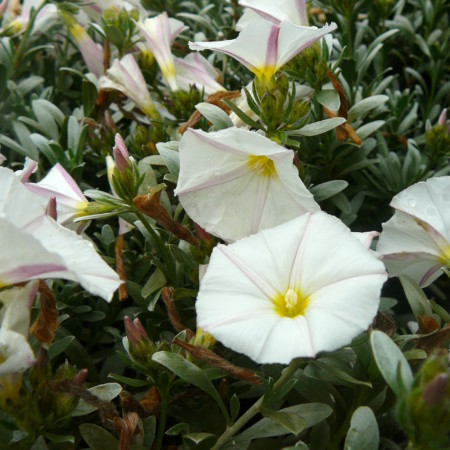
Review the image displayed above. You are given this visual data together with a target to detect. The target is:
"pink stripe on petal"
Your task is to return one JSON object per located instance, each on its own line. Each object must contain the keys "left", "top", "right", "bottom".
{"left": 265, "top": 25, "right": 280, "bottom": 68}
{"left": 218, "top": 244, "right": 277, "bottom": 300}
{"left": 3, "top": 264, "right": 68, "bottom": 283}
{"left": 54, "top": 164, "right": 86, "bottom": 199}
{"left": 419, "top": 264, "right": 443, "bottom": 287}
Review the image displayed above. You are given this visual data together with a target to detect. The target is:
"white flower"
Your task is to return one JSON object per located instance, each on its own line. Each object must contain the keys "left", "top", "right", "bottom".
{"left": 0, "top": 167, "right": 122, "bottom": 301}
{"left": 26, "top": 163, "right": 90, "bottom": 231}
{"left": 190, "top": 16, "right": 336, "bottom": 80}
{"left": 0, "top": 281, "right": 38, "bottom": 383}
{"left": 136, "top": 12, "right": 187, "bottom": 91}
{"left": 237, "top": 0, "right": 309, "bottom": 30}
{"left": 377, "top": 177, "right": 450, "bottom": 287}
{"left": 98, "top": 54, "right": 161, "bottom": 119}
{"left": 173, "top": 53, "right": 225, "bottom": 95}
{"left": 196, "top": 212, "right": 387, "bottom": 364}
{"left": 174, "top": 127, "right": 320, "bottom": 242}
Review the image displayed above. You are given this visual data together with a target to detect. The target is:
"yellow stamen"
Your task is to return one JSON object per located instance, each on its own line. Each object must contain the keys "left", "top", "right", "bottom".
{"left": 247, "top": 155, "right": 276, "bottom": 178}
{"left": 273, "top": 288, "right": 309, "bottom": 318}
{"left": 439, "top": 245, "right": 450, "bottom": 266}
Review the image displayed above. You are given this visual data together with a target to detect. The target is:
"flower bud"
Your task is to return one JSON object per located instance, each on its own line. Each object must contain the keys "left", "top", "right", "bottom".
{"left": 124, "top": 317, "right": 155, "bottom": 365}
{"left": 290, "top": 99, "right": 311, "bottom": 123}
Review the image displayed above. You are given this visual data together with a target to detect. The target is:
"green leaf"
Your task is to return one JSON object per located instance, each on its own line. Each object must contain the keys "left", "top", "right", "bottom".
{"left": 293, "top": 118, "right": 346, "bottom": 136}
{"left": 152, "top": 351, "right": 229, "bottom": 421}
{"left": 230, "top": 394, "right": 240, "bottom": 423}
{"left": 356, "top": 120, "right": 385, "bottom": 140}
{"left": 344, "top": 406, "right": 379, "bottom": 450}
{"left": 311, "top": 360, "right": 372, "bottom": 388}
{"left": 142, "top": 268, "right": 166, "bottom": 299}
{"left": 82, "top": 80, "right": 98, "bottom": 116}
{"left": 399, "top": 276, "right": 433, "bottom": 317}
{"left": 48, "top": 336, "right": 75, "bottom": 360}
{"left": 370, "top": 330, "right": 413, "bottom": 396}
{"left": 195, "top": 102, "right": 233, "bottom": 130}
{"left": 143, "top": 416, "right": 156, "bottom": 447}
{"left": 221, "top": 98, "right": 264, "bottom": 130}
{"left": 261, "top": 408, "right": 306, "bottom": 435}
{"left": 348, "top": 96, "right": 389, "bottom": 122}
{"left": 166, "top": 422, "right": 190, "bottom": 436}
{"left": 236, "top": 403, "right": 332, "bottom": 443}
{"left": 107, "top": 372, "right": 151, "bottom": 387}
{"left": 72, "top": 383, "right": 122, "bottom": 417}
{"left": 31, "top": 436, "right": 49, "bottom": 450}
{"left": 105, "top": 25, "right": 125, "bottom": 48}
{"left": 156, "top": 142, "right": 180, "bottom": 177}
{"left": 183, "top": 432, "right": 217, "bottom": 449}
{"left": 311, "top": 180, "right": 348, "bottom": 202}
{"left": 79, "top": 424, "right": 119, "bottom": 449}
{"left": 316, "top": 89, "right": 340, "bottom": 111}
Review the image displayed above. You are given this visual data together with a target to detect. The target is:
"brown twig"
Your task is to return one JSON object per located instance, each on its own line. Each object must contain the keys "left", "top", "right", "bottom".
{"left": 174, "top": 339, "right": 262, "bottom": 385}
{"left": 161, "top": 287, "right": 195, "bottom": 340}
{"left": 115, "top": 234, "right": 128, "bottom": 301}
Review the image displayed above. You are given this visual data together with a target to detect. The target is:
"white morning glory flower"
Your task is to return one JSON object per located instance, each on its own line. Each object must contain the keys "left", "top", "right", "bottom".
{"left": 196, "top": 212, "right": 387, "bottom": 364}
{"left": 173, "top": 53, "right": 225, "bottom": 95}
{"left": 98, "top": 54, "right": 161, "bottom": 119}
{"left": 26, "top": 163, "right": 90, "bottom": 231}
{"left": 377, "top": 176, "right": 450, "bottom": 287}
{"left": 174, "top": 127, "right": 320, "bottom": 242}
{"left": 136, "top": 12, "right": 187, "bottom": 91}
{"left": 0, "top": 167, "right": 122, "bottom": 301}
{"left": 189, "top": 16, "right": 336, "bottom": 80}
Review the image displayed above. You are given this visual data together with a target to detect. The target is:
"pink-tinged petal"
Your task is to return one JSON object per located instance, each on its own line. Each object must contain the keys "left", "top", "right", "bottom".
{"left": 196, "top": 212, "right": 387, "bottom": 364}
{"left": 25, "top": 216, "right": 123, "bottom": 301}
{"left": 136, "top": 13, "right": 187, "bottom": 91}
{"left": 175, "top": 128, "right": 318, "bottom": 242}
{"left": 0, "top": 218, "right": 67, "bottom": 288}
{"left": 353, "top": 231, "right": 379, "bottom": 249}
{"left": 45, "top": 197, "right": 57, "bottom": 220}
{"left": 15, "top": 157, "right": 37, "bottom": 183}
{"left": 438, "top": 108, "right": 447, "bottom": 126}
{"left": 173, "top": 53, "right": 225, "bottom": 95}
{"left": 0, "top": 167, "right": 45, "bottom": 228}
{"left": 190, "top": 17, "right": 336, "bottom": 78}
{"left": 276, "top": 21, "right": 338, "bottom": 68}
{"left": 239, "top": 0, "right": 309, "bottom": 26}
{"left": 390, "top": 177, "right": 450, "bottom": 240}
{"left": 113, "top": 133, "right": 131, "bottom": 171}
{"left": 26, "top": 163, "right": 88, "bottom": 226}
{"left": 290, "top": 213, "right": 386, "bottom": 294}
{"left": 99, "top": 54, "right": 160, "bottom": 118}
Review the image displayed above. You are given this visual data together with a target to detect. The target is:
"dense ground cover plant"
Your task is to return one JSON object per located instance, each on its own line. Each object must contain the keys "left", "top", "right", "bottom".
{"left": 0, "top": 0, "right": 448, "bottom": 449}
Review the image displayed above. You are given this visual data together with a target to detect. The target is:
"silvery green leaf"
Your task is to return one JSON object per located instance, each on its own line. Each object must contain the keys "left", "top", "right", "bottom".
{"left": 348, "top": 96, "right": 389, "bottom": 122}
{"left": 311, "top": 180, "right": 348, "bottom": 202}
{"left": 72, "top": 383, "right": 122, "bottom": 417}
{"left": 370, "top": 330, "right": 413, "bottom": 396}
{"left": 316, "top": 89, "right": 340, "bottom": 112}
{"left": 356, "top": 121, "right": 385, "bottom": 139}
{"left": 344, "top": 406, "right": 379, "bottom": 450}
{"left": 156, "top": 141, "right": 180, "bottom": 176}
{"left": 293, "top": 118, "right": 346, "bottom": 136}
{"left": 195, "top": 102, "right": 234, "bottom": 130}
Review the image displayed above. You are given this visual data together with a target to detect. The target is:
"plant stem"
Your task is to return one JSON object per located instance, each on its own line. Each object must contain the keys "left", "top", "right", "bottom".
{"left": 211, "top": 358, "right": 303, "bottom": 450}
{"left": 154, "top": 384, "right": 170, "bottom": 450}
{"left": 134, "top": 210, "right": 176, "bottom": 283}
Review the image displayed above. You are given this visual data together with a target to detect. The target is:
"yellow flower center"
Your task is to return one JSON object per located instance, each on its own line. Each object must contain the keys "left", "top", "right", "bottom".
{"left": 438, "top": 245, "right": 450, "bottom": 266}
{"left": 254, "top": 65, "right": 278, "bottom": 81}
{"left": 273, "top": 288, "right": 309, "bottom": 318}
{"left": 247, "top": 155, "right": 277, "bottom": 178}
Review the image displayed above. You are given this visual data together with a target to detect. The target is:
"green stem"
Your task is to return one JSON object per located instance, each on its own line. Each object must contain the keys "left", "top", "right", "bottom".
{"left": 154, "top": 384, "right": 170, "bottom": 450}
{"left": 134, "top": 210, "right": 176, "bottom": 283}
{"left": 212, "top": 358, "right": 303, "bottom": 450}
{"left": 7, "top": 1, "right": 48, "bottom": 81}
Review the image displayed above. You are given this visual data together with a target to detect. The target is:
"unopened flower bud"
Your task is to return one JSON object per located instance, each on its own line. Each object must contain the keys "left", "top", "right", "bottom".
{"left": 275, "top": 74, "right": 289, "bottom": 98}
{"left": 113, "top": 134, "right": 131, "bottom": 172}
{"left": 423, "top": 373, "right": 448, "bottom": 407}
{"left": 124, "top": 317, "right": 155, "bottom": 365}
{"left": 290, "top": 99, "right": 311, "bottom": 123}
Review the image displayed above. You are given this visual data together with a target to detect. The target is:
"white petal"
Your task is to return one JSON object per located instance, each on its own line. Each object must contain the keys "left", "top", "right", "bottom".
{"left": 390, "top": 176, "right": 450, "bottom": 240}
{"left": 289, "top": 213, "right": 386, "bottom": 294}
{"left": 175, "top": 128, "right": 319, "bottom": 241}
{"left": 196, "top": 212, "right": 387, "bottom": 364}
{"left": 239, "top": 0, "right": 309, "bottom": 26}
{"left": 26, "top": 216, "right": 122, "bottom": 301}
{"left": 0, "top": 330, "right": 36, "bottom": 376}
